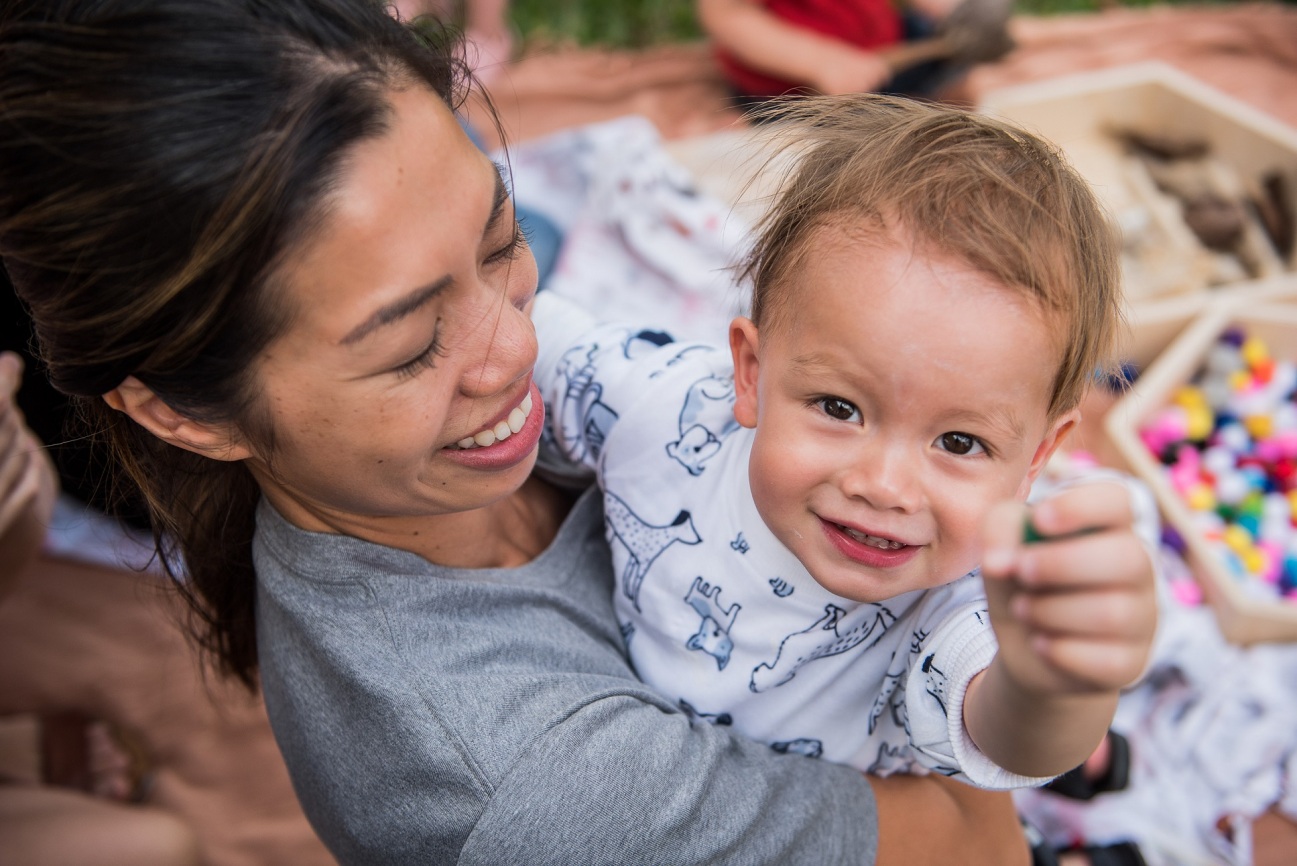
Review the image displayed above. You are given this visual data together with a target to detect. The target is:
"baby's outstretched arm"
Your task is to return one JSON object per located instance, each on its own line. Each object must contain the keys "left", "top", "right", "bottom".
{"left": 964, "top": 480, "right": 1157, "bottom": 779}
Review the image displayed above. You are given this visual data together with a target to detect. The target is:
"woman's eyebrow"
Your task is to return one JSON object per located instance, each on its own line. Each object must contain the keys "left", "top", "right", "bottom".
{"left": 340, "top": 275, "right": 452, "bottom": 346}
{"left": 340, "top": 168, "right": 508, "bottom": 347}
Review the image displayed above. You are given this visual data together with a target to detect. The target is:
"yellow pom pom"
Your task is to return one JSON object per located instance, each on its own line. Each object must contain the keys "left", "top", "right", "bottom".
{"left": 1172, "top": 386, "right": 1209, "bottom": 409}
{"left": 1245, "top": 414, "right": 1274, "bottom": 441}
{"left": 1242, "top": 336, "right": 1270, "bottom": 369}
{"left": 1243, "top": 547, "right": 1266, "bottom": 575}
{"left": 1224, "top": 523, "right": 1253, "bottom": 554}
{"left": 1187, "top": 484, "right": 1217, "bottom": 513}
{"left": 1186, "top": 405, "right": 1215, "bottom": 441}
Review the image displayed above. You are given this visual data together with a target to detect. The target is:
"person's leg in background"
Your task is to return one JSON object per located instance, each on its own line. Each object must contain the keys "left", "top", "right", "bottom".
{"left": 0, "top": 783, "right": 200, "bottom": 866}
{"left": 389, "top": 0, "right": 514, "bottom": 84}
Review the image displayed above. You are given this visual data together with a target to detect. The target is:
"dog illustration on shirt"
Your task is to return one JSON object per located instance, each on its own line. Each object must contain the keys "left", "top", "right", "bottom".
{"left": 683, "top": 576, "right": 741, "bottom": 670}
{"left": 604, "top": 491, "right": 702, "bottom": 611}
{"left": 556, "top": 342, "right": 619, "bottom": 463}
{"left": 665, "top": 373, "right": 740, "bottom": 475}
{"left": 750, "top": 602, "right": 897, "bottom": 692}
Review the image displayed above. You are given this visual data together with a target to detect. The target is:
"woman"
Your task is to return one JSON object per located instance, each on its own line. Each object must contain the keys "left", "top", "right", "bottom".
{"left": 0, "top": 1, "right": 1149, "bottom": 862}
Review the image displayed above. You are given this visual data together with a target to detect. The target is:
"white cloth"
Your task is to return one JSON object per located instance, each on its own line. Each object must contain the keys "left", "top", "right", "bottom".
{"left": 1015, "top": 594, "right": 1297, "bottom": 866}
{"left": 506, "top": 115, "right": 750, "bottom": 343}
{"left": 42, "top": 493, "right": 162, "bottom": 574}
{"left": 533, "top": 291, "right": 1049, "bottom": 790}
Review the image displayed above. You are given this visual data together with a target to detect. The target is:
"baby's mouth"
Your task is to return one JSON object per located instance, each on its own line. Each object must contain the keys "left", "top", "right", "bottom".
{"left": 837, "top": 524, "right": 907, "bottom": 550}
{"left": 450, "top": 391, "right": 534, "bottom": 450}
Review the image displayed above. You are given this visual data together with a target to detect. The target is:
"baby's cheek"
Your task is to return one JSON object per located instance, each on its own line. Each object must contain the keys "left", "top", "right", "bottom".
{"left": 934, "top": 497, "right": 989, "bottom": 562}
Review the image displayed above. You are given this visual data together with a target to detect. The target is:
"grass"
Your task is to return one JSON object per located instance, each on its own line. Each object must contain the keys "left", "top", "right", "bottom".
{"left": 509, "top": 0, "right": 704, "bottom": 47}
{"left": 506, "top": 0, "right": 1226, "bottom": 49}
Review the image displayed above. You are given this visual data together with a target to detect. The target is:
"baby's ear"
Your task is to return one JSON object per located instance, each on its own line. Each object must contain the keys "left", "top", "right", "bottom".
{"left": 104, "top": 377, "right": 254, "bottom": 462}
{"left": 729, "top": 317, "right": 761, "bottom": 429}
{"left": 1017, "top": 408, "right": 1080, "bottom": 498}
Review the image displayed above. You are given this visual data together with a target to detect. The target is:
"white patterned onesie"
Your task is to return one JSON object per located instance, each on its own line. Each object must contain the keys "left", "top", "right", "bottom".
{"left": 533, "top": 292, "right": 1051, "bottom": 789}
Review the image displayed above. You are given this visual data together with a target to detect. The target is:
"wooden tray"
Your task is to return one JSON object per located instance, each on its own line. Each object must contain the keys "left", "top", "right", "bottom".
{"left": 1106, "top": 285, "right": 1297, "bottom": 642}
{"left": 981, "top": 62, "right": 1297, "bottom": 302}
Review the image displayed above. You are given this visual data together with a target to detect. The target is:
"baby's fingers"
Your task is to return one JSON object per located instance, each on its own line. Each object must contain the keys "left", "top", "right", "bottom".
{"left": 1011, "top": 587, "right": 1155, "bottom": 643}
{"left": 1015, "top": 528, "right": 1151, "bottom": 591}
{"left": 1029, "top": 480, "right": 1133, "bottom": 538}
{"left": 982, "top": 499, "right": 1027, "bottom": 579}
{"left": 1029, "top": 634, "right": 1151, "bottom": 692}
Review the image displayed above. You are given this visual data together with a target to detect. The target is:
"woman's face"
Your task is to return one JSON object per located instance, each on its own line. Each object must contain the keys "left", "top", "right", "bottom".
{"left": 242, "top": 85, "right": 542, "bottom": 537}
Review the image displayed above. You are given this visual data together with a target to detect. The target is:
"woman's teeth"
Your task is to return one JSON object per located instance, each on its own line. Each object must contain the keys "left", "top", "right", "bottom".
{"left": 454, "top": 392, "right": 533, "bottom": 450}
{"left": 840, "top": 525, "right": 906, "bottom": 550}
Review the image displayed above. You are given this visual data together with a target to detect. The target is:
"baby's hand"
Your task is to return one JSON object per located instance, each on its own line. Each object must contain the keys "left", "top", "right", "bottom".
{"left": 979, "top": 480, "right": 1157, "bottom": 698}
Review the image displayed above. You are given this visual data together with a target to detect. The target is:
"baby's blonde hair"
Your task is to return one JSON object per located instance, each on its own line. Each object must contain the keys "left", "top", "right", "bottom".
{"left": 740, "top": 94, "right": 1122, "bottom": 420}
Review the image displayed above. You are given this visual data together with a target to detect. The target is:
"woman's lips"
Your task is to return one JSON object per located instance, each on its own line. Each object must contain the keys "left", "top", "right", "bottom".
{"left": 450, "top": 390, "right": 534, "bottom": 450}
{"left": 441, "top": 381, "right": 544, "bottom": 471}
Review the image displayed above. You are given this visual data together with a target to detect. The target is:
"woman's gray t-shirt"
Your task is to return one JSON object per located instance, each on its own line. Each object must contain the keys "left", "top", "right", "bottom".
{"left": 254, "top": 486, "right": 879, "bottom": 865}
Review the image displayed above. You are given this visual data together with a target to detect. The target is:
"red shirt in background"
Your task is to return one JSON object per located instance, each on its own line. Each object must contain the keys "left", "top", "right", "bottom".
{"left": 716, "top": 0, "right": 904, "bottom": 98}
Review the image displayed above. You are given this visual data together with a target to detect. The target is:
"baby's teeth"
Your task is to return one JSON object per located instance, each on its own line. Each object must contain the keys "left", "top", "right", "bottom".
{"left": 844, "top": 526, "right": 903, "bottom": 549}
{"left": 493, "top": 420, "right": 512, "bottom": 442}
{"left": 458, "top": 437, "right": 476, "bottom": 449}
{"left": 473, "top": 429, "right": 496, "bottom": 448}
{"left": 507, "top": 407, "right": 526, "bottom": 433}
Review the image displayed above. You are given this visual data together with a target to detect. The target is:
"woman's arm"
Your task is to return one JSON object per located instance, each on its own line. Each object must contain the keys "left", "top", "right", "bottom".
{"left": 872, "top": 773, "right": 1029, "bottom": 865}
{"left": 451, "top": 692, "right": 1029, "bottom": 866}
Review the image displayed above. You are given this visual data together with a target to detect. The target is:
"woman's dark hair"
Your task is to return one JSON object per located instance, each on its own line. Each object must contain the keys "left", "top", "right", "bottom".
{"left": 0, "top": 0, "right": 470, "bottom": 687}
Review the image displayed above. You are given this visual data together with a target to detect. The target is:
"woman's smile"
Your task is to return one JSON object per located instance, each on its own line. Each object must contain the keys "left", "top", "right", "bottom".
{"left": 441, "top": 380, "right": 545, "bottom": 471}
{"left": 451, "top": 386, "right": 535, "bottom": 450}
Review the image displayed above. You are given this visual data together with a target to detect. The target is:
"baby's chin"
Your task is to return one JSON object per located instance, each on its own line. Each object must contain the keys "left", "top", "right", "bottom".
{"left": 806, "top": 555, "right": 979, "bottom": 605}
{"left": 805, "top": 568, "right": 912, "bottom": 604}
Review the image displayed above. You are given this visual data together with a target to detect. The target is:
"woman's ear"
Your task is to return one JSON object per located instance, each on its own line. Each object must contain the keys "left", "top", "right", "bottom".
{"left": 729, "top": 316, "right": 761, "bottom": 429}
{"left": 103, "top": 377, "right": 253, "bottom": 462}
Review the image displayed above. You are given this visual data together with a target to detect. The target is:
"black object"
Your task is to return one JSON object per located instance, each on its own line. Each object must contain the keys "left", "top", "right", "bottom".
{"left": 2, "top": 262, "right": 149, "bottom": 529}
{"left": 1061, "top": 841, "right": 1149, "bottom": 866}
{"left": 1044, "top": 729, "right": 1132, "bottom": 802}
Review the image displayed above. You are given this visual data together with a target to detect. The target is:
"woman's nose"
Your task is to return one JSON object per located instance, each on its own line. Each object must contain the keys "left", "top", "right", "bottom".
{"left": 458, "top": 291, "right": 538, "bottom": 399}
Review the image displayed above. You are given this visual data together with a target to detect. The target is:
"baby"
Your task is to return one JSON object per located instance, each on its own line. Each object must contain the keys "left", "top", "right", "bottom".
{"left": 533, "top": 94, "right": 1155, "bottom": 789}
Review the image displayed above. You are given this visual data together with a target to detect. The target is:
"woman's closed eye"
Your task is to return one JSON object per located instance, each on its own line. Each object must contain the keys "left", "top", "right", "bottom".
{"left": 392, "top": 319, "right": 445, "bottom": 380}
{"left": 934, "top": 431, "right": 987, "bottom": 456}
{"left": 816, "top": 396, "right": 861, "bottom": 423}
{"left": 484, "top": 219, "right": 527, "bottom": 267}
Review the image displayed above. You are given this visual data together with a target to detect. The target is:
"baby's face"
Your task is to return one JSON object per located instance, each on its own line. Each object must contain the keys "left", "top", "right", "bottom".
{"left": 730, "top": 222, "right": 1077, "bottom": 603}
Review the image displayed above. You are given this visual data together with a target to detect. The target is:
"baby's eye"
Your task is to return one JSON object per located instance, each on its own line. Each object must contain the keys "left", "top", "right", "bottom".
{"left": 936, "top": 432, "right": 985, "bottom": 456}
{"left": 818, "top": 397, "right": 861, "bottom": 423}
